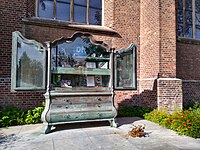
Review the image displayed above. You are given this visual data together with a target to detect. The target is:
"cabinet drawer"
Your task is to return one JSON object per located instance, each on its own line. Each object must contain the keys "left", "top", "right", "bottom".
{"left": 49, "top": 110, "right": 117, "bottom": 123}
{"left": 51, "top": 96, "right": 112, "bottom": 105}
{"left": 50, "top": 102, "right": 113, "bottom": 112}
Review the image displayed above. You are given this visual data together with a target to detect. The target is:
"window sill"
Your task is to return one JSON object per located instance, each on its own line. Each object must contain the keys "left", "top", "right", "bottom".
{"left": 177, "top": 37, "right": 200, "bottom": 45}
{"left": 22, "top": 17, "right": 121, "bottom": 37}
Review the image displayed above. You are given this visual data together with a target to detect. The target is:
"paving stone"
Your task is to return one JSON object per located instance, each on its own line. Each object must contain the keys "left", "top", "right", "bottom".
{"left": 53, "top": 137, "right": 97, "bottom": 150}
{"left": 10, "top": 140, "right": 54, "bottom": 150}
{"left": 89, "top": 134, "right": 138, "bottom": 150}
{"left": 0, "top": 117, "right": 200, "bottom": 150}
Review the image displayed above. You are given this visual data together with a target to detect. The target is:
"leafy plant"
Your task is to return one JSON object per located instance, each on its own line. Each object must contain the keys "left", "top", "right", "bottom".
{"left": 0, "top": 104, "right": 44, "bottom": 128}
{"left": 0, "top": 107, "right": 27, "bottom": 127}
{"left": 144, "top": 105, "right": 200, "bottom": 138}
{"left": 143, "top": 109, "right": 168, "bottom": 124}
{"left": 25, "top": 106, "right": 44, "bottom": 124}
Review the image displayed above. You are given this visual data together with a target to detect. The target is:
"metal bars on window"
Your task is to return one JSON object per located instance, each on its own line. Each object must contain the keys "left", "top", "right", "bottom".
{"left": 178, "top": 0, "right": 200, "bottom": 39}
{"left": 36, "top": 0, "right": 102, "bottom": 25}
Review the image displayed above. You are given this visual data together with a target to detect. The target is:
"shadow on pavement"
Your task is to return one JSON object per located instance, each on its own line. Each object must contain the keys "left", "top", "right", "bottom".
{"left": 52, "top": 121, "right": 110, "bottom": 132}
{"left": 51, "top": 117, "right": 143, "bottom": 133}
{"left": 0, "top": 133, "right": 21, "bottom": 148}
{"left": 116, "top": 117, "right": 143, "bottom": 126}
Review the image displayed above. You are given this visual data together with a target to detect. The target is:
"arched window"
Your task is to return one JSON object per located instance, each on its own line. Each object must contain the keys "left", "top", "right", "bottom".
{"left": 178, "top": 0, "right": 200, "bottom": 39}
{"left": 36, "top": 0, "right": 102, "bottom": 25}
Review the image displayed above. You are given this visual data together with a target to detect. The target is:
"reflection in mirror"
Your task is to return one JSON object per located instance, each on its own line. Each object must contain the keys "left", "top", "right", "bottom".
{"left": 74, "top": 0, "right": 87, "bottom": 23}
{"left": 16, "top": 42, "right": 44, "bottom": 88}
{"left": 11, "top": 31, "right": 46, "bottom": 91}
{"left": 56, "top": 0, "right": 70, "bottom": 21}
{"left": 115, "top": 44, "right": 136, "bottom": 89}
{"left": 50, "top": 33, "right": 110, "bottom": 90}
{"left": 51, "top": 36, "right": 107, "bottom": 69}
{"left": 89, "top": 0, "right": 102, "bottom": 25}
{"left": 38, "top": 0, "right": 54, "bottom": 18}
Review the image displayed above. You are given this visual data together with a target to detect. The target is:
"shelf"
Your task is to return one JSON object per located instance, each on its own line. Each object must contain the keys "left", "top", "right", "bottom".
{"left": 53, "top": 56, "right": 110, "bottom": 62}
{"left": 51, "top": 67, "right": 110, "bottom": 75}
{"left": 85, "top": 57, "right": 110, "bottom": 62}
{"left": 50, "top": 90, "right": 112, "bottom": 96}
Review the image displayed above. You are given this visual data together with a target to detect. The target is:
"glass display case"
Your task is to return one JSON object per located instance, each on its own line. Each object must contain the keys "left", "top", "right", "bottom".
{"left": 41, "top": 33, "right": 117, "bottom": 133}
{"left": 50, "top": 36, "right": 111, "bottom": 91}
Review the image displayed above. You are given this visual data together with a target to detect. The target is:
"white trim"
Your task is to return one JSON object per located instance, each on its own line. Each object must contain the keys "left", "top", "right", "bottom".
{"left": 102, "top": 0, "right": 104, "bottom": 26}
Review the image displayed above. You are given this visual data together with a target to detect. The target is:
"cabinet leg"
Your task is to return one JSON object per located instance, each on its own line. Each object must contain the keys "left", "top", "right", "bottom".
{"left": 109, "top": 119, "right": 117, "bottom": 128}
{"left": 42, "top": 124, "right": 52, "bottom": 134}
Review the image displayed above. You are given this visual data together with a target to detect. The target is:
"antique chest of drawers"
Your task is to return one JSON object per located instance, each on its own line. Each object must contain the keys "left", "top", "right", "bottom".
{"left": 41, "top": 33, "right": 117, "bottom": 133}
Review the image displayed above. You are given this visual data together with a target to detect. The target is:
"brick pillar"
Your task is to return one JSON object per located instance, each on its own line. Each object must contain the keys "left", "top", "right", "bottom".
{"left": 156, "top": 0, "right": 183, "bottom": 112}
{"left": 159, "top": 0, "right": 177, "bottom": 78}
{"left": 157, "top": 78, "right": 183, "bottom": 112}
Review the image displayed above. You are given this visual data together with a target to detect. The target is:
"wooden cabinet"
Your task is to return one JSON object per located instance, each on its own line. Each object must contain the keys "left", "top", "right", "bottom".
{"left": 41, "top": 33, "right": 117, "bottom": 133}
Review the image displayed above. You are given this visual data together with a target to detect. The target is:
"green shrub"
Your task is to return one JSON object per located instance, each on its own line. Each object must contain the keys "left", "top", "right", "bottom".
{"left": 25, "top": 106, "right": 44, "bottom": 124}
{"left": 0, "top": 107, "right": 27, "bottom": 127}
{"left": 118, "top": 106, "right": 152, "bottom": 118}
{"left": 184, "top": 101, "right": 200, "bottom": 110}
{"left": 143, "top": 109, "right": 168, "bottom": 124}
{"left": 144, "top": 106, "right": 200, "bottom": 138}
{"left": 0, "top": 104, "right": 44, "bottom": 128}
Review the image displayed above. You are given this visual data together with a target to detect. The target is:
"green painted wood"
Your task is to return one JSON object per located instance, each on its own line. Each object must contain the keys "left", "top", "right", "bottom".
{"left": 49, "top": 110, "right": 117, "bottom": 123}
{"left": 51, "top": 67, "right": 110, "bottom": 75}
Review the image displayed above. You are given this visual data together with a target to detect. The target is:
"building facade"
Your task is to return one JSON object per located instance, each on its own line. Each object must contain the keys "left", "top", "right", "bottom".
{"left": 0, "top": 0, "right": 198, "bottom": 111}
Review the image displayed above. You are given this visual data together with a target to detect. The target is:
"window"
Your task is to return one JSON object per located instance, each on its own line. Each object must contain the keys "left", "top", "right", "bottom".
{"left": 178, "top": 0, "right": 200, "bottom": 39}
{"left": 11, "top": 31, "right": 46, "bottom": 91}
{"left": 114, "top": 44, "right": 137, "bottom": 90}
{"left": 37, "top": 0, "right": 102, "bottom": 25}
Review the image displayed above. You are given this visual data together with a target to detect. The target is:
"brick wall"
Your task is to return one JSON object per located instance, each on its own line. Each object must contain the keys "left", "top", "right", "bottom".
{"left": 177, "top": 42, "right": 200, "bottom": 105}
{"left": 0, "top": 0, "right": 45, "bottom": 109}
{"left": 157, "top": 78, "right": 182, "bottom": 112}
{"left": 0, "top": 0, "right": 184, "bottom": 110}
{"left": 159, "top": 0, "right": 177, "bottom": 78}
{"left": 111, "top": 0, "right": 142, "bottom": 108}
{"left": 140, "top": 0, "right": 160, "bottom": 80}
{"left": 156, "top": 0, "right": 183, "bottom": 111}
{"left": 182, "top": 81, "right": 200, "bottom": 105}
{"left": 177, "top": 42, "right": 200, "bottom": 80}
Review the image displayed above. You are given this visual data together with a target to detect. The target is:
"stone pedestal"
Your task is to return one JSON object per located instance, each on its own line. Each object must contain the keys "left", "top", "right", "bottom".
{"left": 157, "top": 78, "right": 182, "bottom": 112}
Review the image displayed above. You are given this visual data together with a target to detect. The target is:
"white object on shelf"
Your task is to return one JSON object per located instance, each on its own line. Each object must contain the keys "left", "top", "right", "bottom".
{"left": 87, "top": 76, "right": 95, "bottom": 86}
{"left": 86, "top": 62, "right": 96, "bottom": 68}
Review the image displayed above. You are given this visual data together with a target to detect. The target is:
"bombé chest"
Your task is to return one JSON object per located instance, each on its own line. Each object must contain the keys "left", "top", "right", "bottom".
{"left": 41, "top": 33, "right": 117, "bottom": 133}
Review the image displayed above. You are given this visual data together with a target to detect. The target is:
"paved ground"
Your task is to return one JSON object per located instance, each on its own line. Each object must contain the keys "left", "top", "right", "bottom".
{"left": 0, "top": 117, "right": 200, "bottom": 150}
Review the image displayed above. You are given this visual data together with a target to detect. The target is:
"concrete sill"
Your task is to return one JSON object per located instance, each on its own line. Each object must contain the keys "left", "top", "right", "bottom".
{"left": 22, "top": 17, "right": 121, "bottom": 37}
{"left": 177, "top": 37, "right": 200, "bottom": 45}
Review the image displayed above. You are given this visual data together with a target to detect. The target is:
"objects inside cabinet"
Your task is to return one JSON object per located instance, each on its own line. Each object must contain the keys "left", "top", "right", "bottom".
{"left": 41, "top": 33, "right": 117, "bottom": 133}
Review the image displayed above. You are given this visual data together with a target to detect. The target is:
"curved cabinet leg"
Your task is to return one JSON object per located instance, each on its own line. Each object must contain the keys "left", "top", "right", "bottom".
{"left": 109, "top": 119, "right": 118, "bottom": 128}
{"left": 42, "top": 124, "right": 52, "bottom": 134}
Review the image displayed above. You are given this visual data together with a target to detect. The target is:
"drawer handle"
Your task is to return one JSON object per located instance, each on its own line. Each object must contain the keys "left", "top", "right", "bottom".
{"left": 64, "top": 114, "right": 70, "bottom": 119}
{"left": 97, "top": 98, "right": 102, "bottom": 101}
{"left": 98, "top": 104, "right": 101, "bottom": 108}
{"left": 98, "top": 113, "right": 102, "bottom": 117}
{"left": 64, "top": 99, "right": 72, "bottom": 104}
